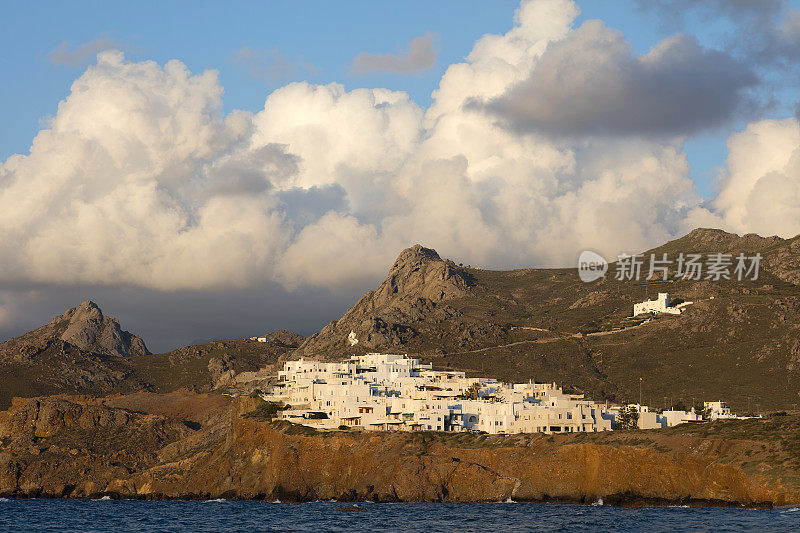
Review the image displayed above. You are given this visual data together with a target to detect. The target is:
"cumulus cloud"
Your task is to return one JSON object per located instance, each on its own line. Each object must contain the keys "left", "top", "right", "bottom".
{"left": 1, "top": 0, "right": 798, "bottom": 305}
{"left": 482, "top": 22, "right": 758, "bottom": 137}
{"left": 714, "top": 117, "right": 800, "bottom": 237}
{"left": 351, "top": 33, "right": 437, "bottom": 74}
{"left": 48, "top": 38, "right": 122, "bottom": 65}
{"left": 234, "top": 46, "right": 317, "bottom": 83}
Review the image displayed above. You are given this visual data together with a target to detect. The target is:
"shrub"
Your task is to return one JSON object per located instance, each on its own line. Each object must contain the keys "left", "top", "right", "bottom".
{"left": 243, "top": 400, "right": 285, "bottom": 420}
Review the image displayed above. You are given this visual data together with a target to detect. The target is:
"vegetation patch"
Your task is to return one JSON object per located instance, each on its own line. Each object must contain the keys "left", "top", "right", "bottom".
{"left": 243, "top": 400, "right": 286, "bottom": 421}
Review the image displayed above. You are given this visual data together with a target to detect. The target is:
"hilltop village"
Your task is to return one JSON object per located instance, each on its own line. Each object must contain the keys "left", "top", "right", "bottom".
{"left": 262, "top": 352, "right": 737, "bottom": 434}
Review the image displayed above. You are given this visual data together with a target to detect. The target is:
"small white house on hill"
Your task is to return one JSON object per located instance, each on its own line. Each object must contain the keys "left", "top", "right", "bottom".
{"left": 633, "top": 293, "right": 683, "bottom": 317}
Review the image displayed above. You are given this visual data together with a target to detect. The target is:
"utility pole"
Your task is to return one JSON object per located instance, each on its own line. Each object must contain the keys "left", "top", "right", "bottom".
{"left": 639, "top": 378, "right": 643, "bottom": 406}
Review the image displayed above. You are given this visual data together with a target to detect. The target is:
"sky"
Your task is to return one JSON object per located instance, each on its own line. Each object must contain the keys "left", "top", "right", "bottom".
{"left": 1, "top": 0, "right": 799, "bottom": 351}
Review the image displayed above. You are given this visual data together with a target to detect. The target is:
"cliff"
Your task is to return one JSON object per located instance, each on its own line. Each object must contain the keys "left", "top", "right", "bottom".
{"left": 0, "top": 394, "right": 797, "bottom": 506}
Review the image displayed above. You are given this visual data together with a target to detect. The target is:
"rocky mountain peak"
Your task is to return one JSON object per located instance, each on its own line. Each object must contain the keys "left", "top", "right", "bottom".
{"left": 295, "top": 245, "right": 473, "bottom": 355}
{"left": 378, "top": 244, "right": 471, "bottom": 304}
{"left": 0, "top": 300, "right": 150, "bottom": 360}
{"left": 391, "top": 244, "right": 442, "bottom": 267}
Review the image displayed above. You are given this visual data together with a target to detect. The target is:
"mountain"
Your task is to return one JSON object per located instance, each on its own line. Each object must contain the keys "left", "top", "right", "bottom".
{"left": 295, "top": 229, "right": 800, "bottom": 411}
{"left": 0, "top": 300, "right": 149, "bottom": 360}
{"left": 297, "top": 245, "right": 474, "bottom": 355}
{"left": 0, "top": 301, "right": 301, "bottom": 409}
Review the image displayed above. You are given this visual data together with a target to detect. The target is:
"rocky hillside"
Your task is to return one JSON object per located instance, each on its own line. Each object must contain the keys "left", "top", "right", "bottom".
{"left": 0, "top": 300, "right": 149, "bottom": 360}
{"left": 297, "top": 245, "right": 474, "bottom": 355}
{"left": 0, "top": 393, "right": 797, "bottom": 506}
{"left": 0, "top": 300, "right": 300, "bottom": 409}
{"left": 295, "top": 229, "right": 800, "bottom": 411}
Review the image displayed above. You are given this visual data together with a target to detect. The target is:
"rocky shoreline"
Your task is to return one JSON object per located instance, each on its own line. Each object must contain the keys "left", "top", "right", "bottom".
{"left": 1, "top": 393, "right": 798, "bottom": 508}
{"left": 0, "top": 492, "right": 776, "bottom": 510}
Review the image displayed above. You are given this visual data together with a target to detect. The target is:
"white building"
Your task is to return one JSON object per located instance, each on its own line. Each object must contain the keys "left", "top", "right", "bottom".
{"left": 633, "top": 293, "right": 683, "bottom": 317}
{"left": 266, "top": 354, "right": 614, "bottom": 435}
{"left": 265, "top": 353, "right": 735, "bottom": 434}
{"left": 704, "top": 401, "right": 734, "bottom": 420}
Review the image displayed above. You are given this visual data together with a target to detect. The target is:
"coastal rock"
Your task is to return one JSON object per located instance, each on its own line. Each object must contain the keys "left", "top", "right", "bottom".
{"left": 1, "top": 395, "right": 797, "bottom": 507}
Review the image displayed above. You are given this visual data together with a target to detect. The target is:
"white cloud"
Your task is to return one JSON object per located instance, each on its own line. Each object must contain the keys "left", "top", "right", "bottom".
{"left": 714, "top": 117, "right": 800, "bottom": 237}
{"left": 1, "top": 0, "right": 798, "bottom": 298}
{"left": 351, "top": 33, "right": 437, "bottom": 74}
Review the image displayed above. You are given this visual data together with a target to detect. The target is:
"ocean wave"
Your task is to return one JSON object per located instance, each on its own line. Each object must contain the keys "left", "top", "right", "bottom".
{"left": 779, "top": 507, "right": 800, "bottom": 513}
{"left": 203, "top": 499, "right": 227, "bottom": 503}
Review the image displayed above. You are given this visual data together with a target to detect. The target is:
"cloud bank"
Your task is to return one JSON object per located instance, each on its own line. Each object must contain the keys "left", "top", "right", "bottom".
{"left": 2, "top": 0, "right": 799, "bottom": 300}
{"left": 483, "top": 23, "right": 758, "bottom": 136}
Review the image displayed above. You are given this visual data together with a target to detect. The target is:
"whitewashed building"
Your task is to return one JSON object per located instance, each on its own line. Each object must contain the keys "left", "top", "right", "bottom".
{"left": 633, "top": 293, "right": 682, "bottom": 317}
{"left": 704, "top": 401, "right": 734, "bottom": 420}
{"left": 266, "top": 354, "right": 615, "bottom": 434}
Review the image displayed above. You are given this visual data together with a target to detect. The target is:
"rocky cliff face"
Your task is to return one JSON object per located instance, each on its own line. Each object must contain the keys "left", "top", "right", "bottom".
{"left": 0, "top": 300, "right": 149, "bottom": 361}
{"left": 296, "top": 245, "right": 474, "bottom": 355}
{"left": 0, "top": 395, "right": 797, "bottom": 506}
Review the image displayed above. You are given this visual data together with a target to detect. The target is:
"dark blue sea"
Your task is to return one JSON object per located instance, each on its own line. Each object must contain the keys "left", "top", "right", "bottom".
{"left": 0, "top": 499, "right": 798, "bottom": 532}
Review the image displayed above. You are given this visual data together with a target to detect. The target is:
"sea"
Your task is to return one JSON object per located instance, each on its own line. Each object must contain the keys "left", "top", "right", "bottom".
{"left": 0, "top": 499, "right": 798, "bottom": 532}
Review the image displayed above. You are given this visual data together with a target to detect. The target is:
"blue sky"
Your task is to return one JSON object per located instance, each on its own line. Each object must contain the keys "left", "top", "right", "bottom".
{"left": 3, "top": 0, "right": 798, "bottom": 200}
